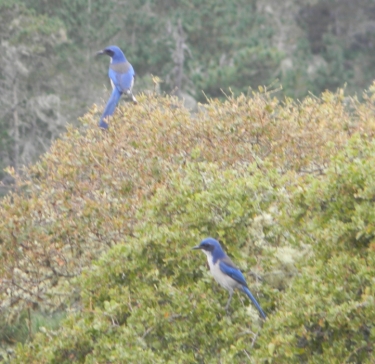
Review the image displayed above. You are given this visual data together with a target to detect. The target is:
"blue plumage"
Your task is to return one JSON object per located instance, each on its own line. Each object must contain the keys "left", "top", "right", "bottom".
{"left": 193, "top": 237, "right": 266, "bottom": 319}
{"left": 219, "top": 259, "right": 248, "bottom": 287}
{"left": 97, "top": 45, "right": 137, "bottom": 129}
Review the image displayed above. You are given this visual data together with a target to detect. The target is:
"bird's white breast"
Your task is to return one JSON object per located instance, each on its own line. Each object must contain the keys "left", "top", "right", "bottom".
{"left": 203, "top": 251, "right": 237, "bottom": 293}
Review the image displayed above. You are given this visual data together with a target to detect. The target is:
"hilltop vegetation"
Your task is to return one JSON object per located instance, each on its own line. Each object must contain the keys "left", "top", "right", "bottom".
{"left": 0, "top": 88, "right": 375, "bottom": 362}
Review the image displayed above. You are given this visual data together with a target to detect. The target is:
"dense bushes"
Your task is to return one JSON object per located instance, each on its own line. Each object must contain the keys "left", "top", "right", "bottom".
{"left": 12, "top": 163, "right": 286, "bottom": 363}
{"left": 254, "top": 136, "right": 375, "bottom": 362}
{"left": 2, "top": 88, "right": 375, "bottom": 361}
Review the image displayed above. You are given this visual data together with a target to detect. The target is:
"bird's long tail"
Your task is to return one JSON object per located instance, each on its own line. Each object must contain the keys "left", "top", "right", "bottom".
{"left": 99, "top": 87, "right": 122, "bottom": 129}
{"left": 242, "top": 286, "right": 266, "bottom": 319}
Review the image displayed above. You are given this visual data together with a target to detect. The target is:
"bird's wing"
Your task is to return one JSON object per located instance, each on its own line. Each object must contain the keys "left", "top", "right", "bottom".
{"left": 219, "top": 257, "right": 248, "bottom": 287}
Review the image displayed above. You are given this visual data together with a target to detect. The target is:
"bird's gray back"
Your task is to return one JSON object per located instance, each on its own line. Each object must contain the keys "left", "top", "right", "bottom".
{"left": 110, "top": 61, "right": 132, "bottom": 74}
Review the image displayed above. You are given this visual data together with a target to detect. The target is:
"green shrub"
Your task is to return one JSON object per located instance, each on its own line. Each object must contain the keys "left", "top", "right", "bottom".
{"left": 253, "top": 136, "right": 375, "bottom": 363}
{"left": 3, "top": 88, "right": 375, "bottom": 361}
{"left": 13, "top": 162, "right": 290, "bottom": 363}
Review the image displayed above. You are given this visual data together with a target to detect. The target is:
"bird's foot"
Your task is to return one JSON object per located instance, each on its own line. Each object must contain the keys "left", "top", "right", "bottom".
{"left": 224, "top": 304, "right": 231, "bottom": 315}
{"left": 98, "top": 120, "right": 109, "bottom": 130}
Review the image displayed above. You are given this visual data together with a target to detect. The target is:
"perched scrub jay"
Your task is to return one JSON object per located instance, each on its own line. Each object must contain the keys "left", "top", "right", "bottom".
{"left": 193, "top": 237, "right": 266, "bottom": 319}
{"left": 96, "top": 45, "right": 137, "bottom": 129}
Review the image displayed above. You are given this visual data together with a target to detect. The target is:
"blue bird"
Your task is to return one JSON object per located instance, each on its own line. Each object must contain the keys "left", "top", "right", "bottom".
{"left": 193, "top": 237, "right": 266, "bottom": 319}
{"left": 97, "top": 45, "right": 137, "bottom": 129}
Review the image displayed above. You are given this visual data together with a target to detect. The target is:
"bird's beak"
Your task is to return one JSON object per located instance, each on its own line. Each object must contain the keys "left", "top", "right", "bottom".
{"left": 192, "top": 245, "right": 201, "bottom": 250}
{"left": 96, "top": 50, "right": 105, "bottom": 57}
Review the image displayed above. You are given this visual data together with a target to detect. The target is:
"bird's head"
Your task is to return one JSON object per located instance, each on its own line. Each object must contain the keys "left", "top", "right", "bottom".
{"left": 96, "top": 45, "right": 126, "bottom": 62}
{"left": 192, "top": 237, "right": 225, "bottom": 259}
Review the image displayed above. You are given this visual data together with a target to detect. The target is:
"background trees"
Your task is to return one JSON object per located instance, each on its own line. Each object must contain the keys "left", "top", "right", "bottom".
{"left": 2, "top": 0, "right": 375, "bottom": 184}
{"left": 0, "top": 1, "right": 67, "bottom": 182}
